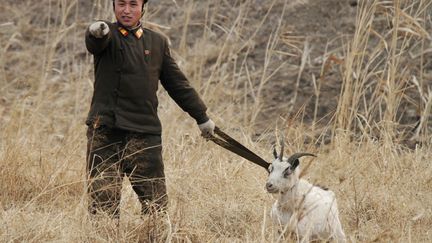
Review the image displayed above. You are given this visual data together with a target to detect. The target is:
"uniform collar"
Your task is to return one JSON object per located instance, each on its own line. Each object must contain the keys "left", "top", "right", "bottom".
{"left": 117, "top": 22, "right": 143, "bottom": 39}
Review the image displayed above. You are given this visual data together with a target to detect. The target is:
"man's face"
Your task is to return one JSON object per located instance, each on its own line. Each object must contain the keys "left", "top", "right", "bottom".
{"left": 114, "top": 0, "right": 143, "bottom": 28}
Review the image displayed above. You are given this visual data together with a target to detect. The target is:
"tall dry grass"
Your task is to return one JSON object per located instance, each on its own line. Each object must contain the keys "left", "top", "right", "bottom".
{"left": 0, "top": 0, "right": 431, "bottom": 242}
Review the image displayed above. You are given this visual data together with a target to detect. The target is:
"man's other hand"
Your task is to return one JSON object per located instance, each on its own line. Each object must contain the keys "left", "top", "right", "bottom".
{"left": 198, "top": 119, "right": 215, "bottom": 138}
{"left": 89, "top": 21, "right": 109, "bottom": 38}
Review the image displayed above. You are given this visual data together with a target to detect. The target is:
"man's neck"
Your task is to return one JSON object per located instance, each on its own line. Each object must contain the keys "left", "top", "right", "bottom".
{"left": 117, "top": 21, "right": 142, "bottom": 31}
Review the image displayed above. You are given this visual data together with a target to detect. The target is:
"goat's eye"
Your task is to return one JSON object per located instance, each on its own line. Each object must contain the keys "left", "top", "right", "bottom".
{"left": 283, "top": 167, "right": 292, "bottom": 178}
{"left": 268, "top": 165, "right": 273, "bottom": 173}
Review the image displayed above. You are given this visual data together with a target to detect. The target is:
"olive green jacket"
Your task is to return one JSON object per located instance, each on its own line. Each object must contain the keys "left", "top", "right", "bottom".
{"left": 85, "top": 21, "right": 208, "bottom": 134}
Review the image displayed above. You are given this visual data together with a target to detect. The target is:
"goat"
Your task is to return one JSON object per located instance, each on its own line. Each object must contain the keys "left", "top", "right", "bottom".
{"left": 266, "top": 143, "right": 346, "bottom": 242}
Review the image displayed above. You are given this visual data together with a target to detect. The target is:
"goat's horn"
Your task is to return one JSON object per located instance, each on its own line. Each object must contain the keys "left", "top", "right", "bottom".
{"left": 287, "top": 153, "right": 316, "bottom": 164}
{"left": 279, "top": 135, "right": 285, "bottom": 160}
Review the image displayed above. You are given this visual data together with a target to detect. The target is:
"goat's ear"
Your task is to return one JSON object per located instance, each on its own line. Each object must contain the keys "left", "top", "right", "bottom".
{"left": 291, "top": 159, "right": 299, "bottom": 170}
{"left": 268, "top": 164, "right": 273, "bottom": 173}
{"left": 273, "top": 147, "right": 278, "bottom": 159}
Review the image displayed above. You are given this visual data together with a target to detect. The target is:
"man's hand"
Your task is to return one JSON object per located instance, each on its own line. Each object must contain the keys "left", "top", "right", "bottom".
{"left": 89, "top": 21, "right": 109, "bottom": 38}
{"left": 198, "top": 119, "right": 215, "bottom": 139}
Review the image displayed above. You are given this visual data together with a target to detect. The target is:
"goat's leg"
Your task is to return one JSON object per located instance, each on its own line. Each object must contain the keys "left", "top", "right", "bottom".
{"left": 332, "top": 215, "right": 347, "bottom": 243}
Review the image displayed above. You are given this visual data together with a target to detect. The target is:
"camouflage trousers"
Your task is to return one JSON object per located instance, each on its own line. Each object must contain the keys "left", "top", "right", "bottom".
{"left": 86, "top": 126, "right": 168, "bottom": 217}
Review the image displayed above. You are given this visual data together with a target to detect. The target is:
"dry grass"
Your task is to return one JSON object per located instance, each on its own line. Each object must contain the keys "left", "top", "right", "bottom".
{"left": 0, "top": 0, "right": 431, "bottom": 242}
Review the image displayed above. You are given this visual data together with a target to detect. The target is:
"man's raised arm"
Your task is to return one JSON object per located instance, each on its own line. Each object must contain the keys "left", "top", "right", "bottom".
{"left": 85, "top": 21, "right": 111, "bottom": 55}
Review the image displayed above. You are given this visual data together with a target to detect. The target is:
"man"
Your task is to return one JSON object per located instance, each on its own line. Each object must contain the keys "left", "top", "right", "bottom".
{"left": 85, "top": 0, "right": 215, "bottom": 217}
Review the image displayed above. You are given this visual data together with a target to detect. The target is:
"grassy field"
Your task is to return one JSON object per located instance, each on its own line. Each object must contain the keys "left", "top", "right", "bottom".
{"left": 0, "top": 0, "right": 431, "bottom": 242}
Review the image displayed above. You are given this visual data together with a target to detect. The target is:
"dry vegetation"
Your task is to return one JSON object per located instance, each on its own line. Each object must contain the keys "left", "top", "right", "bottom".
{"left": 0, "top": 0, "right": 431, "bottom": 242}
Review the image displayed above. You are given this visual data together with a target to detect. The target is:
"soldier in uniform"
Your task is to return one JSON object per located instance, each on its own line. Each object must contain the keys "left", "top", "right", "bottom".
{"left": 85, "top": 0, "right": 215, "bottom": 217}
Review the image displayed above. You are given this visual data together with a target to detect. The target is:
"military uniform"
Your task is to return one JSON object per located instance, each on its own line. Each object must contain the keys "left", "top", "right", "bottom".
{"left": 85, "top": 21, "right": 208, "bottom": 216}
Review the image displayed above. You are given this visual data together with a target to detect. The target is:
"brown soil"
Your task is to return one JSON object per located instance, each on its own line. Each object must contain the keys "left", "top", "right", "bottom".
{"left": 152, "top": 0, "right": 430, "bottom": 142}
{"left": 155, "top": 0, "right": 358, "bottom": 124}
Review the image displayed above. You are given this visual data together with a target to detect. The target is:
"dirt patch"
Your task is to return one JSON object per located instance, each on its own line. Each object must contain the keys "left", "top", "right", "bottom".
{"left": 154, "top": 0, "right": 359, "bottom": 126}
{"left": 148, "top": 0, "right": 431, "bottom": 143}
{"left": 256, "top": 0, "right": 359, "bottom": 127}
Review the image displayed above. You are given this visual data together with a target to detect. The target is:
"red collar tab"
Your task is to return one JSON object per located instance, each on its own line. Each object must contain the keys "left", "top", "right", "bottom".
{"left": 118, "top": 27, "right": 129, "bottom": 37}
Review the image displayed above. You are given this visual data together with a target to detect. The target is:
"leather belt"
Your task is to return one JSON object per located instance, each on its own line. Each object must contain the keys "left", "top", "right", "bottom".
{"left": 208, "top": 127, "right": 270, "bottom": 170}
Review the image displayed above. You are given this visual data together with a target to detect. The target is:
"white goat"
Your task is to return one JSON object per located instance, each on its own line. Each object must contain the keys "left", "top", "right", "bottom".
{"left": 266, "top": 145, "right": 346, "bottom": 242}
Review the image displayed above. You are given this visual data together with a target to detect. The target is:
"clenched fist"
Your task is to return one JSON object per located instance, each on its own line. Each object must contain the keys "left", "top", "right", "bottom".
{"left": 89, "top": 21, "right": 109, "bottom": 38}
{"left": 198, "top": 119, "right": 215, "bottom": 138}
